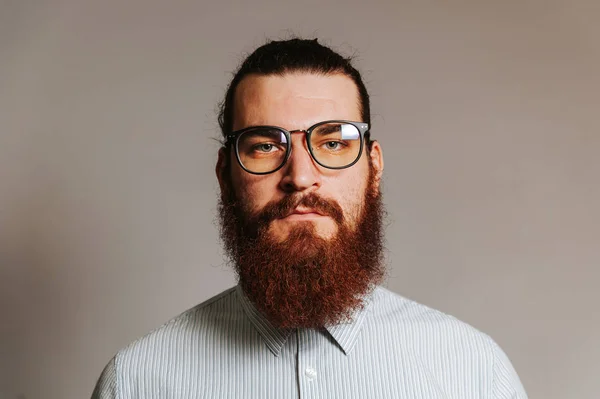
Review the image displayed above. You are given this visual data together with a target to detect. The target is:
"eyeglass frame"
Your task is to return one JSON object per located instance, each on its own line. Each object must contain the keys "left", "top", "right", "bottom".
{"left": 225, "top": 120, "right": 371, "bottom": 175}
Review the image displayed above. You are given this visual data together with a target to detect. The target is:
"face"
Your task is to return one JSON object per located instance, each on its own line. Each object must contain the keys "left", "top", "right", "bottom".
{"left": 218, "top": 72, "right": 383, "bottom": 241}
{"left": 216, "top": 71, "right": 385, "bottom": 328}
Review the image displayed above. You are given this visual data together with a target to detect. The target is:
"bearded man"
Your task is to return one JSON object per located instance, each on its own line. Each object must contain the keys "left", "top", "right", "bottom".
{"left": 92, "top": 38, "right": 527, "bottom": 398}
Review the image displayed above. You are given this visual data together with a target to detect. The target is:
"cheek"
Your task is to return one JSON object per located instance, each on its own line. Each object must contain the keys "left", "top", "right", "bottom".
{"left": 325, "top": 172, "right": 369, "bottom": 223}
{"left": 231, "top": 167, "right": 280, "bottom": 213}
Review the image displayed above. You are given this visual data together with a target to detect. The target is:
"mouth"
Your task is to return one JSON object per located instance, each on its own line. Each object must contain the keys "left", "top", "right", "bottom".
{"left": 281, "top": 207, "right": 327, "bottom": 220}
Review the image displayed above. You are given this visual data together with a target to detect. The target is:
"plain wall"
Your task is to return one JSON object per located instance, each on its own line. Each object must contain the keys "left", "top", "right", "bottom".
{"left": 1, "top": 1, "right": 599, "bottom": 398}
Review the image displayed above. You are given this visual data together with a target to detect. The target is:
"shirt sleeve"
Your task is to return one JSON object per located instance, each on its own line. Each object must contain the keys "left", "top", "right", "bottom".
{"left": 492, "top": 341, "right": 528, "bottom": 399}
{"left": 91, "top": 356, "right": 117, "bottom": 399}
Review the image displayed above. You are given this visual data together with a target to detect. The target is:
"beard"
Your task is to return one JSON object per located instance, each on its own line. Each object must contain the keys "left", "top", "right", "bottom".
{"left": 218, "top": 166, "right": 386, "bottom": 329}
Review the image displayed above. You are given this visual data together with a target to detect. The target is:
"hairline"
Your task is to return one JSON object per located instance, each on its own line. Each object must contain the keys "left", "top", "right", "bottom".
{"left": 230, "top": 70, "right": 365, "bottom": 133}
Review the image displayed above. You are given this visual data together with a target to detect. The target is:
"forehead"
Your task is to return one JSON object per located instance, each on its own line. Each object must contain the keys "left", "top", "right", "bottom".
{"left": 232, "top": 72, "right": 361, "bottom": 131}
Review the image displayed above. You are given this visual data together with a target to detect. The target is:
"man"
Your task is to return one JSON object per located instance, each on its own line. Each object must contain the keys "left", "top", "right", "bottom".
{"left": 92, "top": 38, "right": 527, "bottom": 398}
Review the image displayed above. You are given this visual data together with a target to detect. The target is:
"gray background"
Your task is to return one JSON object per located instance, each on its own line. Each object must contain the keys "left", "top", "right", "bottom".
{"left": 1, "top": 1, "right": 599, "bottom": 398}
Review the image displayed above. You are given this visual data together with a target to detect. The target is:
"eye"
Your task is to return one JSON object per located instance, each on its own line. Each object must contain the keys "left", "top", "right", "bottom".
{"left": 253, "top": 143, "right": 278, "bottom": 153}
{"left": 322, "top": 141, "right": 346, "bottom": 151}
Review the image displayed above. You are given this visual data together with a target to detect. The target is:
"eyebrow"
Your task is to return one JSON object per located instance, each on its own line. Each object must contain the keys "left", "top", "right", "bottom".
{"left": 313, "top": 124, "right": 340, "bottom": 135}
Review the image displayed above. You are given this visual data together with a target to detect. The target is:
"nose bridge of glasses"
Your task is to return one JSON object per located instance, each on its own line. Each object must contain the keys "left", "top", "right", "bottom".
{"left": 289, "top": 129, "right": 309, "bottom": 141}
{"left": 286, "top": 129, "right": 309, "bottom": 150}
{"left": 282, "top": 130, "right": 322, "bottom": 186}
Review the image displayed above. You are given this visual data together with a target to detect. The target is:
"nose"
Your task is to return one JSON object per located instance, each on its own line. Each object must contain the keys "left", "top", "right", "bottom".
{"left": 279, "top": 133, "right": 322, "bottom": 194}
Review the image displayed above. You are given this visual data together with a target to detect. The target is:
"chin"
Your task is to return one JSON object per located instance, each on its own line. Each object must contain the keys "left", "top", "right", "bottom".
{"left": 271, "top": 220, "right": 337, "bottom": 242}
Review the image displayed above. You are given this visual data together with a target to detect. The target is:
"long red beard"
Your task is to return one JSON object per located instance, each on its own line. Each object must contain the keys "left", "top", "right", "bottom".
{"left": 218, "top": 168, "right": 386, "bottom": 329}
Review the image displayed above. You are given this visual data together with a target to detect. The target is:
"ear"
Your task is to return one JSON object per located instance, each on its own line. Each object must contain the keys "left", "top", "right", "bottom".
{"left": 368, "top": 140, "right": 384, "bottom": 191}
{"left": 216, "top": 147, "right": 229, "bottom": 194}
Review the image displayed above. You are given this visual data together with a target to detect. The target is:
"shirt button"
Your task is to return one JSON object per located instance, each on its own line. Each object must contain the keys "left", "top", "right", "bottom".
{"left": 305, "top": 367, "right": 317, "bottom": 380}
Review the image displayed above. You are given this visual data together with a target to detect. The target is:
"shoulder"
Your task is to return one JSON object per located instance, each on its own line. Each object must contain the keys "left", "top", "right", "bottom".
{"left": 369, "top": 286, "right": 500, "bottom": 368}
{"left": 371, "top": 285, "right": 495, "bottom": 346}
{"left": 369, "top": 286, "right": 527, "bottom": 397}
{"left": 113, "top": 286, "right": 239, "bottom": 369}
{"left": 92, "top": 287, "right": 240, "bottom": 397}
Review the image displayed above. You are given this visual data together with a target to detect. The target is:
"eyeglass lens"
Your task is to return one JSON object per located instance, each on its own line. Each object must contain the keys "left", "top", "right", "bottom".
{"left": 236, "top": 122, "right": 362, "bottom": 174}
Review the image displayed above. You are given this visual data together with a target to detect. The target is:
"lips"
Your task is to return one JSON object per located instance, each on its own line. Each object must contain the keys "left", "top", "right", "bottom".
{"left": 284, "top": 207, "right": 326, "bottom": 218}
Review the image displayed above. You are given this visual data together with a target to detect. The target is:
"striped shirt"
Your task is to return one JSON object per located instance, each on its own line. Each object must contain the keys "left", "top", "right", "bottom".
{"left": 92, "top": 285, "right": 527, "bottom": 398}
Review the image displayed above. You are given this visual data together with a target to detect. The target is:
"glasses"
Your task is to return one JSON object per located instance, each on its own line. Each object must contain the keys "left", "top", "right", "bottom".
{"left": 226, "top": 120, "right": 370, "bottom": 175}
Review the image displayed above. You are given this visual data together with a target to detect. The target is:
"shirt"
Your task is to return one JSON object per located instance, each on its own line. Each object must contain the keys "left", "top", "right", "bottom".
{"left": 91, "top": 285, "right": 528, "bottom": 398}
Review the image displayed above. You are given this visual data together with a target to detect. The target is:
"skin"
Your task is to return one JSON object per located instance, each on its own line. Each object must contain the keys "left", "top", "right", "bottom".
{"left": 216, "top": 72, "right": 384, "bottom": 241}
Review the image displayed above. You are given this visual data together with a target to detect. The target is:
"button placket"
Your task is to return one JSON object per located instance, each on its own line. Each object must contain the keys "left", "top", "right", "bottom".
{"left": 296, "top": 329, "right": 321, "bottom": 398}
{"left": 304, "top": 366, "right": 317, "bottom": 380}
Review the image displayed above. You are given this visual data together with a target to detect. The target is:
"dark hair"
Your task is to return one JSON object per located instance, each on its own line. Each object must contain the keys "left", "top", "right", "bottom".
{"left": 217, "top": 38, "right": 371, "bottom": 143}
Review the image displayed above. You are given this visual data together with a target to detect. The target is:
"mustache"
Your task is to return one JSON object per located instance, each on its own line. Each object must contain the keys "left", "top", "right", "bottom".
{"left": 249, "top": 193, "right": 345, "bottom": 227}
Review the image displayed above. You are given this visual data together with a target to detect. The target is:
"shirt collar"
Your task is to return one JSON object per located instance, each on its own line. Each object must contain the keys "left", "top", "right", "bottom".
{"left": 235, "top": 284, "right": 375, "bottom": 357}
